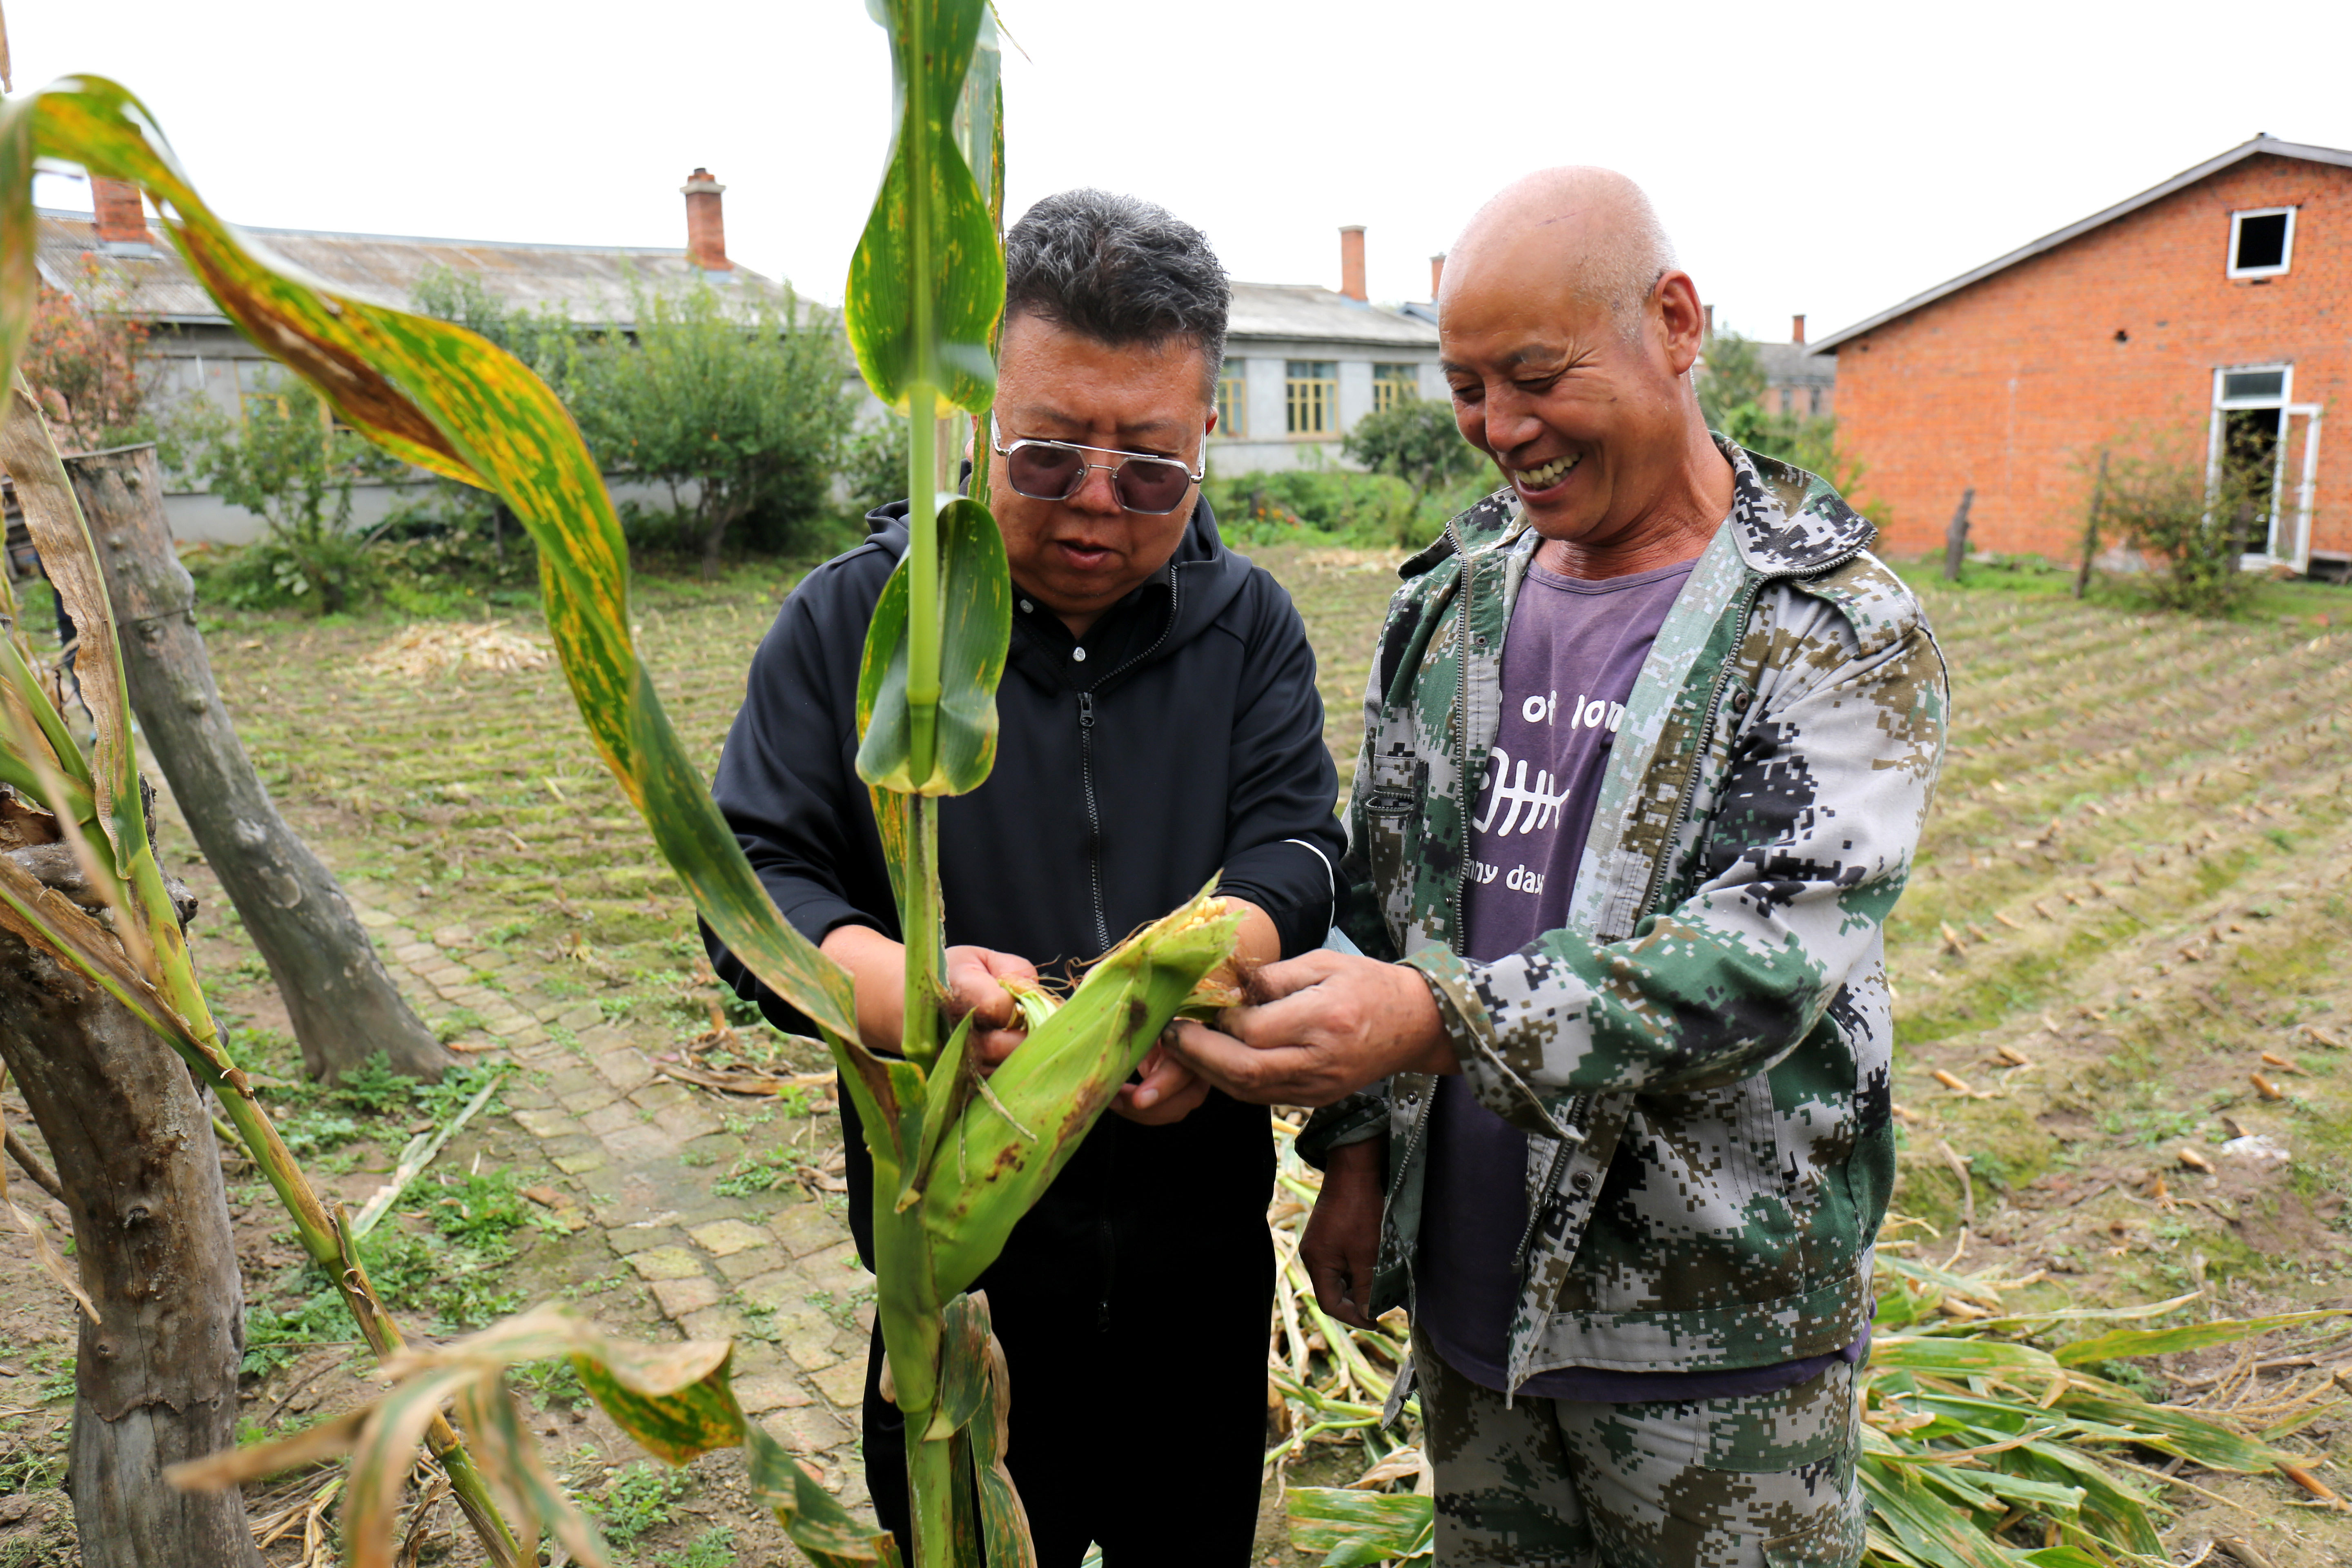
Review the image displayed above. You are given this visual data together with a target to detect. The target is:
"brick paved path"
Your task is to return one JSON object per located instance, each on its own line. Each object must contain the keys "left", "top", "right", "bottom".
{"left": 341, "top": 886, "right": 876, "bottom": 1515}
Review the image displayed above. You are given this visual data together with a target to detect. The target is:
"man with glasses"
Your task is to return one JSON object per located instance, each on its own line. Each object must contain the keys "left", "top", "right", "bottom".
{"left": 707, "top": 189, "right": 1345, "bottom": 1565}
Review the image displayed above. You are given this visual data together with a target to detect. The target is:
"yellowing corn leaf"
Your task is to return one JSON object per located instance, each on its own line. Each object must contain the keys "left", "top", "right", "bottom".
{"left": 0, "top": 76, "right": 857, "bottom": 1047}
{"left": 844, "top": 0, "right": 1003, "bottom": 413}
{"left": 171, "top": 1304, "right": 745, "bottom": 1568}
{"left": 1286, "top": 1488, "right": 1433, "bottom": 1568}
{"left": 748, "top": 1424, "right": 906, "bottom": 1568}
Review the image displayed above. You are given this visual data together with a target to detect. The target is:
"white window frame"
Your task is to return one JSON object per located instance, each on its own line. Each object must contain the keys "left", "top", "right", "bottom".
{"left": 2207, "top": 362, "right": 2323, "bottom": 572}
{"left": 2227, "top": 206, "right": 2296, "bottom": 279}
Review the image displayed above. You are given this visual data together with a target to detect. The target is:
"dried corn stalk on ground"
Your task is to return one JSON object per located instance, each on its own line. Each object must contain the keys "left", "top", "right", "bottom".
{"left": 359, "top": 622, "right": 552, "bottom": 680}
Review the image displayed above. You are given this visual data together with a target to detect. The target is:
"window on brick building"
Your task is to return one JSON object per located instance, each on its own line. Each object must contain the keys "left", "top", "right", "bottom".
{"left": 2228, "top": 208, "right": 2295, "bottom": 278}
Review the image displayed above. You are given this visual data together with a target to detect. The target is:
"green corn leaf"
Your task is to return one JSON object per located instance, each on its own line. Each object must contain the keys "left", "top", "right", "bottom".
{"left": 2004, "top": 1442, "right": 2162, "bottom": 1556}
{"left": 901, "top": 1014, "right": 976, "bottom": 1212}
{"left": 2018, "top": 1549, "right": 2108, "bottom": 1568}
{"left": 2053, "top": 1308, "right": 2350, "bottom": 1367}
{"left": 922, "top": 886, "right": 1241, "bottom": 1297}
{"left": 2051, "top": 1390, "right": 2286, "bottom": 1472}
{"left": 0, "top": 74, "right": 857, "bottom": 1045}
{"left": 844, "top": 0, "right": 1003, "bottom": 413}
{"left": 856, "top": 497, "right": 1011, "bottom": 796}
{"left": 927, "top": 1291, "right": 991, "bottom": 1441}
{"left": 1285, "top": 1488, "right": 1434, "bottom": 1568}
{"left": 1855, "top": 1461, "right": 2024, "bottom": 1568}
{"left": 748, "top": 1424, "right": 906, "bottom": 1568}
{"left": 1871, "top": 1336, "right": 2064, "bottom": 1376}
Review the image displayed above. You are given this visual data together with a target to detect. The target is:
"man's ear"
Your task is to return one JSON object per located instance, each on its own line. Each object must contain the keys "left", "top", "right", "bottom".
{"left": 1655, "top": 271, "right": 1706, "bottom": 378}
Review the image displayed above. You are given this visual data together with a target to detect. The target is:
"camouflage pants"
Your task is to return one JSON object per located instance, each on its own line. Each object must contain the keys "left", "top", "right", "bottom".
{"left": 1417, "top": 1335, "right": 1864, "bottom": 1568}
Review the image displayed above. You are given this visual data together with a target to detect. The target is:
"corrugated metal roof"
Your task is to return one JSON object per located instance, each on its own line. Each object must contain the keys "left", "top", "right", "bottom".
{"left": 1812, "top": 136, "right": 2352, "bottom": 353}
{"left": 1227, "top": 281, "right": 1439, "bottom": 348}
{"left": 34, "top": 209, "right": 784, "bottom": 330}
{"left": 1754, "top": 342, "right": 1834, "bottom": 386}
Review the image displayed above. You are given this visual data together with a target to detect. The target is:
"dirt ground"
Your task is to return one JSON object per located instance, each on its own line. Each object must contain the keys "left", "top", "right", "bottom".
{"left": 4, "top": 543, "right": 2352, "bottom": 1566}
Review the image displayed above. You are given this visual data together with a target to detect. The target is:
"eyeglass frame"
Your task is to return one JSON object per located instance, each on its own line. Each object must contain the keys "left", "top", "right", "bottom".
{"left": 987, "top": 415, "right": 1208, "bottom": 515}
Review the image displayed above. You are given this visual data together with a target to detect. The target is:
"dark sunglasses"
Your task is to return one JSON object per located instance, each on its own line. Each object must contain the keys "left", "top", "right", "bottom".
{"left": 991, "top": 417, "right": 1206, "bottom": 515}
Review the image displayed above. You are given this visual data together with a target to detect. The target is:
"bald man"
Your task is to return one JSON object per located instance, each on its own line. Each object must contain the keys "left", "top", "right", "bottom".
{"left": 1169, "top": 169, "right": 1947, "bottom": 1566}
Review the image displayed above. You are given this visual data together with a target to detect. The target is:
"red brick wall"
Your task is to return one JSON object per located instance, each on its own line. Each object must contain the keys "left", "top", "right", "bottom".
{"left": 1833, "top": 154, "right": 2352, "bottom": 563}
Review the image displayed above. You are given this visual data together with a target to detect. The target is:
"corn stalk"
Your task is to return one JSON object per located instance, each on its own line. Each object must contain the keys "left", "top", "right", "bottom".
{"left": 2, "top": 20, "right": 1236, "bottom": 1565}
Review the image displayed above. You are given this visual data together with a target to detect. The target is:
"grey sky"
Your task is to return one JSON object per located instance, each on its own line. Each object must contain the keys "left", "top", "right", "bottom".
{"left": 18, "top": 0, "right": 2352, "bottom": 347}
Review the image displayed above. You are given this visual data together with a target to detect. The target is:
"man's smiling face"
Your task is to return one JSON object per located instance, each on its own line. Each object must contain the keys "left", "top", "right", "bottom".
{"left": 985, "top": 312, "right": 1214, "bottom": 633}
{"left": 1439, "top": 225, "right": 1703, "bottom": 551}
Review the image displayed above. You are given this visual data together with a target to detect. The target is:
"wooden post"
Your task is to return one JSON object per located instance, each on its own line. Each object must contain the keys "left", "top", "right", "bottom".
{"left": 1942, "top": 488, "right": 1975, "bottom": 582}
{"left": 2074, "top": 450, "right": 2109, "bottom": 600}
{"left": 62, "top": 444, "right": 452, "bottom": 1084}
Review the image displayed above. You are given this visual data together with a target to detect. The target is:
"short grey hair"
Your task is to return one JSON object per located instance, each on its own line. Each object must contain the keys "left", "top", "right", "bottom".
{"left": 1003, "top": 190, "right": 1229, "bottom": 399}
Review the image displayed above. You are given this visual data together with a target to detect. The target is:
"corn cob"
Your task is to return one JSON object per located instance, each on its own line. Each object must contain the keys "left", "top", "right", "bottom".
{"left": 922, "top": 884, "right": 1241, "bottom": 1296}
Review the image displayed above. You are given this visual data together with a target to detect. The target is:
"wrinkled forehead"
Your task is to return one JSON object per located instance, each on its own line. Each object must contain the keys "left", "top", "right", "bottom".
{"left": 996, "top": 311, "right": 1212, "bottom": 438}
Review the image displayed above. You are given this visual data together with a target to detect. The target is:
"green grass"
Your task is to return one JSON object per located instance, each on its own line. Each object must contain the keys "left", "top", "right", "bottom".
{"left": 587, "top": 1461, "right": 691, "bottom": 1551}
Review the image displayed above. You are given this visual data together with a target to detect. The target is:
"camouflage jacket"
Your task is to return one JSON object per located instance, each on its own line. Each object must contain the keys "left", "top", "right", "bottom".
{"left": 1301, "top": 440, "right": 1946, "bottom": 1394}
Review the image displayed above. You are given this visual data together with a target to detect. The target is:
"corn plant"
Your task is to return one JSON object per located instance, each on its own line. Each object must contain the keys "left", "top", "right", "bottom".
{"left": 0, "top": 7, "right": 1238, "bottom": 1564}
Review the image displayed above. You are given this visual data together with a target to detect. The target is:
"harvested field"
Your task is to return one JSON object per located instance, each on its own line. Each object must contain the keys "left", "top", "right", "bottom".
{"left": 3, "top": 546, "right": 2352, "bottom": 1565}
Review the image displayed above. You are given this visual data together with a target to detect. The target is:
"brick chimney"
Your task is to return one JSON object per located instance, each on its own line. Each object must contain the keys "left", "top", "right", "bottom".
{"left": 91, "top": 177, "right": 148, "bottom": 246}
{"left": 682, "top": 168, "right": 731, "bottom": 272}
{"left": 1791, "top": 313, "right": 1806, "bottom": 346}
{"left": 1339, "top": 225, "right": 1367, "bottom": 302}
{"left": 1429, "top": 253, "right": 1446, "bottom": 298}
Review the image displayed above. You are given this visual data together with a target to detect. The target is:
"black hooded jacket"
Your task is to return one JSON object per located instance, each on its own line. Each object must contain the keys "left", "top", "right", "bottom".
{"left": 707, "top": 495, "right": 1343, "bottom": 1294}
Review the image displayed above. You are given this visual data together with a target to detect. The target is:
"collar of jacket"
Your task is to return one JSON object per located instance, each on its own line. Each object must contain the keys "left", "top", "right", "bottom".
{"left": 1408, "top": 436, "right": 1875, "bottom": 584}
{"left": 862, "top": 492, "right": 1258, "bottom": 693}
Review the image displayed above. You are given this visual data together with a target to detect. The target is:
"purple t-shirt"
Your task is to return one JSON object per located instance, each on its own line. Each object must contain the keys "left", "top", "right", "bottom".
{"left": 1415, "top": 558, "right": 1867, "bottom": 1401}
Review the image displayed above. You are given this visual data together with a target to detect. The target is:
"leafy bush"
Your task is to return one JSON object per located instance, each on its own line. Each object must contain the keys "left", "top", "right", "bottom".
{"left": 173, "top": 377, "right": 408, "bottom": 612}
{"left": 1208, "top": 465, "right": 1467, "bottom": 552}
{"left": 842, "top": 419, "right": 911, "bottom": 521}
{"left": 1697, "top": 328, "right": 1882, "bottom": 532}
{"left": 2101, "top": 445, "right": 2269, "bottom": 615}
{"left": 561, "top": 277, "right": 858, "bottom": 574}
{"left": 1341, "top": 395, "right": 1488, "bottom": 497}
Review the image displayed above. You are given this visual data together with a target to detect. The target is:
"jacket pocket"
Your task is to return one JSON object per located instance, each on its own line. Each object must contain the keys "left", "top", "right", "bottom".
{"left": 1361, "top": 750, "right": 1425, "bottom": 944}
{"left": 1761, "top": 1509, "right": 1862, "bottom": 1568}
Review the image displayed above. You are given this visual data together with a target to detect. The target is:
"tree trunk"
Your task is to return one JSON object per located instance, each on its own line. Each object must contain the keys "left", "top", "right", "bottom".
{"left": 0, "top": 850, "right": 262, "bottom": 1568}
{"left": 701, "top": 505, "right": 728, "bottom": 580}
{"left": 62, "top": 444, "right": 451, "bottom": 1084}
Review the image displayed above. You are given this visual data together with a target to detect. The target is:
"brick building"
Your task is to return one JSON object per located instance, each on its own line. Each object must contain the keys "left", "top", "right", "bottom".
{"left": 1813, "top": 136, "right": 2350, "bottom": 575}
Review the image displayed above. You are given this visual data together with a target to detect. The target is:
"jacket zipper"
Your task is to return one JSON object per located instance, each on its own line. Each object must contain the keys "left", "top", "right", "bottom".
{"left": 1076, "top": 689, "right": 1108, "bottom": 951}
{"left": 1071, "top": 563, "right": 1183, "bottom": 955}
{"left": 1385, "top": 523, "right": 1470, "bottom": 1214}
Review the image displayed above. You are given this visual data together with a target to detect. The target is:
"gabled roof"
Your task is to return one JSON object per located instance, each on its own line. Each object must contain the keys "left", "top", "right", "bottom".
{"left": 1811, "top": 136, "right": 2352, "bottom": 354}
{"left": 34, "top": 209, "right": 788, "bottom": 332}
{"left": 1227, "top": 281, "right": 1439, "bottom": 349}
